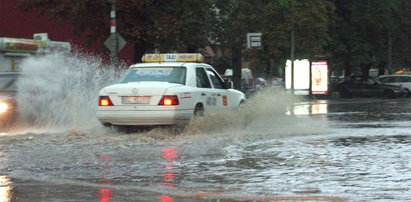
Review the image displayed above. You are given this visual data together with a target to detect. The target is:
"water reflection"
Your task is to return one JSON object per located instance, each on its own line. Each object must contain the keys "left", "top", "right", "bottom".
{"left": 158, "top": 146, "right": 178, "bottom": 201}
{"left": 332, "top": 135, "right": 411, "bottom": 147}
{"left": 97, "top": 155, "right": 113, "bottom": 202}
{"left": 159, "top": 146, "right": 178, "bottom": 188}
{"left": 159, "top": 195, "right": 174, "bottom": 202}
{"left": 98, "top": 178, "right": 112, "bottom": 202}
{"left": 287, "top": 101, "right": 328, "bottom": 116}
{"left": 0, "top": 175, "right": 12, "bottom": 202}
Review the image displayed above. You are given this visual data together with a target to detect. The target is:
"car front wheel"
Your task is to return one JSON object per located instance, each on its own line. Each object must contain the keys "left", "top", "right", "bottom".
{"left": 405, "top": 89, "right": 411, "bottom": 97}
{"left": 384, "top": 89, "right": 396, "bottom": 99}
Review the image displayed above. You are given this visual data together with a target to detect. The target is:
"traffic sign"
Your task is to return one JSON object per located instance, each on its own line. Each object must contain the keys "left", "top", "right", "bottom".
{"left": 104, "top": 33, "right": 126, "bottom": 52}
{"left": 247, "top": 33, "right": 262, "bottom": 49}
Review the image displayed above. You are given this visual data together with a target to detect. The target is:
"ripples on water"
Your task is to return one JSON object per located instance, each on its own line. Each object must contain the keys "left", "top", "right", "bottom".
{"left": 0, "top": 53, "right": 410, "bottom": 201}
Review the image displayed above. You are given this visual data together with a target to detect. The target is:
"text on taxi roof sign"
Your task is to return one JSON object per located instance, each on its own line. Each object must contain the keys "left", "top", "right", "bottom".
{"left": 142, "top": 53, "right": 204, "bottom": 63}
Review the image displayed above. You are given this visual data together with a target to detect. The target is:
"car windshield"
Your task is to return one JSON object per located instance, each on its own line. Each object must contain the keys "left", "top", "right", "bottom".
{"left": 119, "top": 66, "right": 186, "bottom": 85}
{"left": 0, "top": 74, "right": 18, "bottom": 91}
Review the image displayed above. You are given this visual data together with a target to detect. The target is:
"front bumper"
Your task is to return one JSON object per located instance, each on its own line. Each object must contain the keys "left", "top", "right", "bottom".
{"left": 96, "top": 109, "right": 194, "bottom": 126}
{"left": 393, "top": 89, "right": 408, "bottom": 97}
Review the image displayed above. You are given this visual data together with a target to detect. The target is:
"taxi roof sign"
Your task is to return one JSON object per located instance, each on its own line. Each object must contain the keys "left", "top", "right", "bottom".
{"left": 142, "top": 53, "right": 204, "bottom": 63}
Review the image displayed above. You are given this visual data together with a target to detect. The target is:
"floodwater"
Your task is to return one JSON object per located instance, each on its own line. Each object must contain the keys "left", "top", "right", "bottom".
{"left": 0, "top": 54, "right": 411, "bottom": 202}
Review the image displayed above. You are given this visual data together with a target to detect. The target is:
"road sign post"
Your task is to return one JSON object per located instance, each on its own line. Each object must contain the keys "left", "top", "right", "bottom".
{"left": 246, "top": 33, "right": 262, "bottom": 90}
{"left": 104, "top": 0, "right": 126, "bottom": 67}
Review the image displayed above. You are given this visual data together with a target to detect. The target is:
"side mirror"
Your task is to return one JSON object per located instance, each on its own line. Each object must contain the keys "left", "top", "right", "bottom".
{"left": 225, "top": 81, "right": 234, "bottom": 89}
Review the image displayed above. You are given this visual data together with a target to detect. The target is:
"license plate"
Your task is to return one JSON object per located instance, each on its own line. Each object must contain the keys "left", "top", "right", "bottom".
{"left": 122, "top": 96, "right": 151, "bottom": 104}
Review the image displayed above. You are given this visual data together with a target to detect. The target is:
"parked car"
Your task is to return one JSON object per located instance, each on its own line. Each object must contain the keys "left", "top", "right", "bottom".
{"left": 378, "top": 75, "right": 411, "bottom": 95}
{"left": 223, "top": 68, "right": 255, "bottom": 95}
{"left": 97, "top": 53, "right": 246, "bottom": 127}
{"left": 0, "top": 72, "right": 20, "bottom": 128}
{"left": 336, "top": 75, "right": 408, "bottom": 98}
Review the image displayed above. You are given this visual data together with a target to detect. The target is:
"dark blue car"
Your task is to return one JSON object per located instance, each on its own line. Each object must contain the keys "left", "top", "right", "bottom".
{"left": 336, "top": 75, "right": 408, "bottom": 98}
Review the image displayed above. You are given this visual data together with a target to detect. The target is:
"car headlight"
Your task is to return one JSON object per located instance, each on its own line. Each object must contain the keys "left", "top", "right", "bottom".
{"left": 0, "top": 102, "right": 9, "bottom": 113}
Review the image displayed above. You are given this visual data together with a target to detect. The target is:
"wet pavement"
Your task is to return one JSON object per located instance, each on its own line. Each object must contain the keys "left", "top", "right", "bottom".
{"left": 1, "top": 94, "right": 411, "bottom": 201}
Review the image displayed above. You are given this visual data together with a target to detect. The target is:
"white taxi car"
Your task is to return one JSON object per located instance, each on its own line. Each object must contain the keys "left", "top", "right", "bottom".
{"left": 97, "top": 53, "right": 246, "bottom": 126}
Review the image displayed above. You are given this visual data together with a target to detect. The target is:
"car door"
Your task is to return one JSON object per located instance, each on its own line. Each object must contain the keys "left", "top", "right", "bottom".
{"left": 205, "top": 68, "right": 239, "bottom": 109}
{"left": 379, "top": 76, "right": 395, "bottom": 85}
{"left": 205, "top": 68, "right": 225, "bottom": 109}
{"left": 195, "top": 67, "right": 218, "bottom": 112}
{"left": 344, "top": 77, "right": 363, "bottom": 96}
{"left": 398, "top": 76, "right": 411, "bottom": 91}
{"left": 363, "top": 77, "right": 382, "bottom": 96}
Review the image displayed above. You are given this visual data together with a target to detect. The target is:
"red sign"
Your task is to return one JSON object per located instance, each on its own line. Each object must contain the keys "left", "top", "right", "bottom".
{"left": 222, "top": 95, "right": 228, "bottom": 106}
{"left": 311, "top": 60, "right": 329, "bottom": 95}
{"left": 4, "top": 39, "right": 38, "bottom": 53}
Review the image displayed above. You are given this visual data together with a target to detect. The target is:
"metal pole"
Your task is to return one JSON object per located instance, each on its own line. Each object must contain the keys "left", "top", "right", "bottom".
{"left": 388, "top": 29, "right": 392, "bottom": 74}
{"left": 253, "top": 48, "right": 257, "bottom": 90}
{"left": 110, "top": 0, "right": 117, "bottom": 67}
{"left": 388, "top": 8, "right": 392, "bottom": 74}
{"left": 291, "top": 27, "right": 295, "bottom": 92}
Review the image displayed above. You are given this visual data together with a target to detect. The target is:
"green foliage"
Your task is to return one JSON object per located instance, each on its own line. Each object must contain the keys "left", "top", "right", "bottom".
{"left": 327, "top": 0, "right": 409, "bottom": 75}
{"left": 16, "top": 0, "right": 411, "bottom": 77}
{"left": 17, "top": 0, "right": 215, "bottom": 52}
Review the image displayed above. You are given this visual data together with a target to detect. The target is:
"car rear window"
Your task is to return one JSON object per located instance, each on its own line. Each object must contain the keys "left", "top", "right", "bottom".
{"left": 0, "top": 74, "right": 18, "bottom": 91}
{"left": 119, "top": 67, "right": 186, "bottom": 85}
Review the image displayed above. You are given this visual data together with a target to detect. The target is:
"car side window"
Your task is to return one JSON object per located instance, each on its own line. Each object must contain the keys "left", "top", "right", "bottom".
{"left": 206, "top": 69, "right": 225, "bottom": 89}
{"left": 387, "top": 77, "right": 396, "bottom": 83}
{"left": 0, "top": 74, "right": 18, "bottom": 91}
{"left": 344, "top": 77, "right": 354, "bottom": 84}
{"left": 352, "top": 77, "right": 363, "bottom": 84}
{"left": 366, "top": 78, "right": 375, "bottom": 85}
{"left": 400, "top": 76, "right": 411, "bottom": 82}
{"left": 379, "top": 77, "right": 389, "bottom": 83}
{"left": 196, "top": 67, "right": 211, "bottom": 88}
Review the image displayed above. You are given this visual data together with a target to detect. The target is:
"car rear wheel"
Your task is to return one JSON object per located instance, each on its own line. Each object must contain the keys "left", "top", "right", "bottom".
{"left": 193, "top": 104, "right": 204, "bottom": 118}
{"left": 340, "top": 88, "right": 353, "bottom": 98}
{"left": 384, "top": 89, "right": 395, "bottom": 99}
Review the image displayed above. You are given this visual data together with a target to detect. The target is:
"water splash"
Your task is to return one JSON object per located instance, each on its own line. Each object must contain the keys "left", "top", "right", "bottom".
{"left": 177, "top": 88, "right": 327, "bottom": 142}
{"left": 12, "top": 51, "right": 325, "bottom": 140}
{"left": 16, "top": 52, "right": 125, "bottom": 130}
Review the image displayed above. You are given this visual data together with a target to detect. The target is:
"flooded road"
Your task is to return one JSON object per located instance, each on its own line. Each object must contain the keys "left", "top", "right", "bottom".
{"left": 1, "top": 97, "right": 411, "bottom": 201}
{"left": 0, "top": 55, "right": 410, "bottom": 201}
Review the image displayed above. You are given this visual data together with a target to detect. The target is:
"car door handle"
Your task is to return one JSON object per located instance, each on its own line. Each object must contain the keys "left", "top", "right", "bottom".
{"left": 217, "top": 93, "right": 221, "bottom": 96}
{"left": 201, "top": 93, "right": 206, "bottom": 96}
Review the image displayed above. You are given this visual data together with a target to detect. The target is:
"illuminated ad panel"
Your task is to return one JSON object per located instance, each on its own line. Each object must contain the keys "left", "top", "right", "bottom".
{"left": 311, "top": 60, "right": 329, "bottom": 95}
{"left": 285, "top": 59, "right": 310, "bottom": 95}
{"left": 285, "top": 60, "right": 292, "bottom": 90}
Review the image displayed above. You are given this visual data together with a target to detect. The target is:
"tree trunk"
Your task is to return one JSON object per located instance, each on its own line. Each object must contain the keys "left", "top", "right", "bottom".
{"left": 186, "top": 44, "right": 197, "bottom": 53}
{"left": 360, "top": 63, "right": 372, "bottom": 76}
{"left": 133, "top": 41, "right": 148, "bottom": 63}
{"left": 231, "top": 38, "right": 242, "bottom": 90}
{"left": 378, "top": 66, "right": 385, "bottom": 75}
{"left": 344, "top": 60, "right": 352, "bottom": 77}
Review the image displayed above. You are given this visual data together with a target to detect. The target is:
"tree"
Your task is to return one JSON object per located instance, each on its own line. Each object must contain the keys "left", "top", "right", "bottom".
{"left": 261, "top": 0, "right": 334, "bottom": 76}
{"left": 17, "top": 0, "right": 216, "bottom": 62}
{"left": 391, "top": 0, "right": 411, "bottom": 70}
{"left": 328, "top": 0, "right": 401, "bottom": 76}
{"left": 213, "top": 0, "right": 265, "bottom": 90}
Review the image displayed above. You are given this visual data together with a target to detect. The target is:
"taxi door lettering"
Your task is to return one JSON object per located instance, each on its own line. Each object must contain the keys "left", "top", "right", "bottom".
{"left": 222, "top": 95, "right": 228, "bottom": 106}
{"left": 206, "top": 96, "right": 217, "bottom": 106}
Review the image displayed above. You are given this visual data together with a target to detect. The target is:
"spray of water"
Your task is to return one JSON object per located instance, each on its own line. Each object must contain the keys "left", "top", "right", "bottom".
{"left": 10, "top": 51, "right": 326, "bottom": 141}
{"left": 16, "top": 52, "right": 125, "bottom": 131}
{"left": 177, "top": 87, "right": 327, "bottom": 142}
{"left": 1, "top": 52, "right": 330, "bottom": 195}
